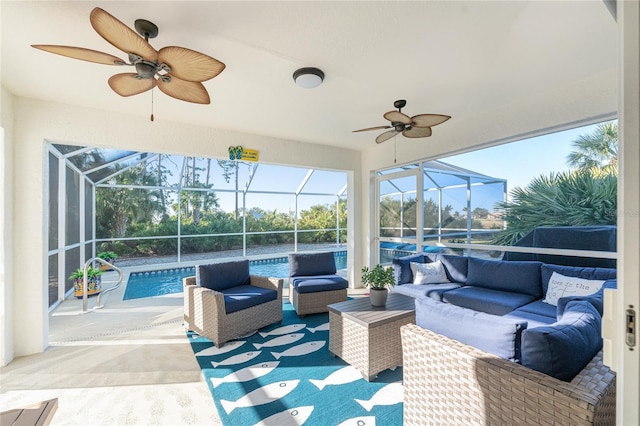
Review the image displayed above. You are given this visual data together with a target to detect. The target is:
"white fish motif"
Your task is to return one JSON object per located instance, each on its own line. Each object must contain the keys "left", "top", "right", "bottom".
{"left": 253, "top": 333, "right": 305, "bottom": 349}
{"left": 195, "top": 340, "right": 245, "bottom": 357}
{"left": 337, "top": 416, "right": 376, "bottom": 426}
{"left": 210, "top": 361, "right": 279, "bottom": 388}
{"left": 259, "top": 324, "right": 306, "bottom": 337}
{"left": 211, "top": 350, "right": 262, "bottom": 368}
{"left": 220, "top": 379, "right": 300, "bottom": 414}
{"left": 271, "top": 341, "right": 326, "bottom": 359}
{"left": 309, "top": 365, "right": 363, "bottom": 390}
{"left": 354, "top": 382, "right": 403, "bottom": 412}
{"left": 254, "top": 405, "right": 314, "bottom": 426}
{"left": 308, "top": 322, "right": 330, "bottom": 333}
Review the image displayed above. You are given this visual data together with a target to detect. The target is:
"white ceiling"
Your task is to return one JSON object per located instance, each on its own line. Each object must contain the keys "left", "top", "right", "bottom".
{"left": 1, "top": 1, "right": 617, "bottom": 151}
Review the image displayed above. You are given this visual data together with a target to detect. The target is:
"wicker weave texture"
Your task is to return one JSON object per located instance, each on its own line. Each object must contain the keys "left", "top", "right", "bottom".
{"left": 329, "top": 310, "right": 415, "bottom": 381}
{"left": 400, "top": 323, "right": 616, "bottom": 426}
{"left": 289, "top": 288, "right": 347, "bottom": 316}
{"left": 183, "top": 275, "right": 283, "bottom": 347}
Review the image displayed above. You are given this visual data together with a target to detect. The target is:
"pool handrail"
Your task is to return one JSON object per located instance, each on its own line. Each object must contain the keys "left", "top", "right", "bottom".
{"left": 81, "top": 257, "right": 123, "bottom": 312}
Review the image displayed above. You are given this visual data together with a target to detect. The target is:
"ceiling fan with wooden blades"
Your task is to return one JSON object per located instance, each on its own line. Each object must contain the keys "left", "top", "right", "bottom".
{"left": 353, "top": 100, "right": 451, "bottom": 144}
{"left": 32, "top": 7, "right": 225, "bottom": 105}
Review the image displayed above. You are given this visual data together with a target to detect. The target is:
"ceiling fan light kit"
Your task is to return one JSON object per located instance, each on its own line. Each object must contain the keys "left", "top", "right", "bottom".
{"left": 353, "top": 99, "right": 451, "bottom": 144}
{"left": 31, "top": 7, "right": 225, "bottom": 109}
{"left": 293, "top": 67, "right": 324, "bottom": 89}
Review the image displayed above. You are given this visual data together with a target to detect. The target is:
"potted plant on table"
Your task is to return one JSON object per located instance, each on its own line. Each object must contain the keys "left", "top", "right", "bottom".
{"left": 361, "top": 263, "right": 395, "bottom": 306}
{"left": 70, "top": 266, "right": 103, "bottom": 298}
{"left": 97, "top": 251, "right": 118, "bottom": 271}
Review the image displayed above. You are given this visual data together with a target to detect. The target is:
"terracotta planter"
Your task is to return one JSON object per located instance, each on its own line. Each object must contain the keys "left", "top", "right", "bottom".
{"left": 73, "top": 276, "right": 102, "bottom": 298}
{"left": 369, "top": 288, "right": 388, "bottom": 306}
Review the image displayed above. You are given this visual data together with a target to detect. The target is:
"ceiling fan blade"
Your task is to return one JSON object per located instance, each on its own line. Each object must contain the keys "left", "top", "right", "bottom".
{"left": 352, "top": 125, "right": 391, "bottom": 133}
{"left": 158, "top": 47, "right": 226, "bottom": 82}
{"left": 108, "top": 73, "right": 156, "bottom": 97}
{"left": 31, "top": 45, "right": 126, "bottom": 66}
{"left": 411, "top": 114, "right": 452, "bottom": 128}
{"left": 403, "top": 126, "right": 433, "bottom": 138}
{"left": 383, "top": 110, "right": 412, "bottom": 124}
{"left": 90, "top": 7, "right": 157, "bottom": 61}
{"left": 376, "top": 130, "right": 399, "bottom": 144}
{"left": 157, "top": 75, "right": 210, "bottom": 104}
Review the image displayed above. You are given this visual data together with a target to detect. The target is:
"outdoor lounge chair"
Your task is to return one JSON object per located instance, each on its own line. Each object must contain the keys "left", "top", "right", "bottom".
{"left": 183, "top": 259, "right": 283, "bottom": 347}
{"left": 288, "top": 251, "right": 348, "bottom": 316}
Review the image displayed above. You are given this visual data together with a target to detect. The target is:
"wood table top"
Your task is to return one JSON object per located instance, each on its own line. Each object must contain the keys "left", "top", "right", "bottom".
{"left": 327, "top": 293, "right": 415, "bottom": 328}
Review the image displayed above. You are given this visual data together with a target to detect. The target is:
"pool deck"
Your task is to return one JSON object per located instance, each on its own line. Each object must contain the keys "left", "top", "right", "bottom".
{"left": 1, "top": 267, "right": 365, "bottom": 425}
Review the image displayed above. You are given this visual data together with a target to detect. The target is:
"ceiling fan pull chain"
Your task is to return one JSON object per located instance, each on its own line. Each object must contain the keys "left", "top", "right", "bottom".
{"left": 150, "top": 88, "right": 155, "bottom": 122}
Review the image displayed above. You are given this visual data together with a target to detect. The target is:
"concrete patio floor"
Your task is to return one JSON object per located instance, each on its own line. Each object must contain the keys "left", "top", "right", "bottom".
{"left": 1, "top": 267, "right": 367, "bottom": 425}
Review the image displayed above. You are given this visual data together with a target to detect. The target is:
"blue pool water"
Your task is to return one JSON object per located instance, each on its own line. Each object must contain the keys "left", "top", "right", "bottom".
{"left": 124, "top": 252, "right": 347, "bottom": 300}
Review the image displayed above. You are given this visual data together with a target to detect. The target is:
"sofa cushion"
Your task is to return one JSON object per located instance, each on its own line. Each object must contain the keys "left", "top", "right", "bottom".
{"left": 290, "top": 275, "right": 348, "bottom": 294}
{"left": 289, "top": 252, "right": 336, "bottom": 277}
{"left": 434, "top": 254, "right": 469, "bottom": 284}
{"left": 220, "top": 284, "right": 278, "bottom": 314}
{"left": 415, "top": 297, "right": 527, "bottom": 362}
{"left": 392, "top": 253, "right": 425, "bottom": 284}
{"left": 196, "top": 260, "right": 250, "bottom": 291}
{"left": 392, "top": 282, "right": 462, "bottom": 300}
{"left": 540, "top": 264, "right": 616, "bottom": 295}
{"left": 514, "top": 300, "right": 558, "bottom": 319}
{"left": 504, "top": 309, "right": 557, "bottom": 329}
{"left": 442, "top": 286, "right": 537, "bottom": 316}
{"left": 467, "top": 258, "right": 543, "bottom": 298}
{"left": 410, "top": 261, "right": 450, "bottom": 284}
{"left": 521, "top": 300, "right": 602, "bottom": 381}
{"left": 543, "top": 272, "right": 605, "bottom": 306}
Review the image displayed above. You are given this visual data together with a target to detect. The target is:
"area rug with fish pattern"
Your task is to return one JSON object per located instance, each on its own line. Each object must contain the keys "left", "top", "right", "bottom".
{"left": 187, "top": 301, "right": 403, "bottom": 426}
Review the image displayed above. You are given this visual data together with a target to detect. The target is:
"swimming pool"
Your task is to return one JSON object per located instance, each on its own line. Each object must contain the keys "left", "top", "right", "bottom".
{"left": 123, "top": 251, "right": 348, "bottom": 300}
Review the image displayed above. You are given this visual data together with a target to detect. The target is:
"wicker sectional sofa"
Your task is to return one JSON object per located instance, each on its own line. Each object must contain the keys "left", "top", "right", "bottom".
{"left": 392, "top": 253, "right": 617, "bottom": 425}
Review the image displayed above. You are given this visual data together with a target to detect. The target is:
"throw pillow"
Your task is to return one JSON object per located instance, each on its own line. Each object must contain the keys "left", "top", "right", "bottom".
{"left": 410, "top": 261, "right": 450, "bottom": 285}
{"left": 543, "top": 272, "right": 605, "bottom": 306}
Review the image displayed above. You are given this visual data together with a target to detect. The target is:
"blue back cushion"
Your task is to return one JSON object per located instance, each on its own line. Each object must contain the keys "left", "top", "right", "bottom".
{"left": 467, "top": 258, "right": 543, "bottom": 298}
{"left": 415, "top": 297, "right": 527, "bottom": 362}
{"left": 521, "top": 300, "right": 602, "bottom": 381}
{"left": 196, "top": 260, "right": 250, "bottom": 291}
{"left": 540, "top": 264, "right": 617, "bottom": 295}
{"left": 289, "top": 252, "right": 336, "bottom": 277}
{"left": 392, "top": 253, "right": 425, "bottom": 284}
{"left": 428, "top": 253, "right": 469, "bottom": 284}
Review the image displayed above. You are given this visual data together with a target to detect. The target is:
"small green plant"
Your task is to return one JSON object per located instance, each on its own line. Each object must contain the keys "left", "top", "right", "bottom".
{"left": 69, "top": 266, "right": 103, "bottom": 281}
{"left": 97, "top": 251, "right": 118, "bottom": 261}
{"left": 361, "top": 264, "right": 395, "bottom": 290}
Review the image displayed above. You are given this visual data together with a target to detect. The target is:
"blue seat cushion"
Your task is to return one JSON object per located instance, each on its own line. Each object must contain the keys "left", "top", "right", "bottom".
{"left": 392, "top": 253, "right": 425, "bottom": 284}
{"left": 196, "top": 260, "right": 250, "bottom": 291}
{"left": 220, "top": 285, "right": 278, "bottom": 314}
{"left": 443, "top": 286, "right": 537, "bottom": 316}
{"left": 504, "top": 309, "right": 557, "bottom": 329}
{"left": 468, "top": 257, "right": 543, "bottom": 298}
{"left": 289, "top": 252, "right": 337, "bottom": 277}
{"left": 391, "top": 282, "right": 462, "bottom": 301}
{"left": 428, "top": 253, "right": 469, "bottom": 284}
{"left": 415, "top": 297, "right": 527, "bottom": 362}
{"left": 515, "top": 300, "right": 558, "bottom": 319}
{"left": 291, "top": 275, "right": 348, "bottom": 294}
{"left": 521, "top": 300, "right": 602, "bottom": 381}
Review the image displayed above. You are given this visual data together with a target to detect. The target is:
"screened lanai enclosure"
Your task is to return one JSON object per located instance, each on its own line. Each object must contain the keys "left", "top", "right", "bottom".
{"left": 46, "top": 143, "right": 348, "bottom": 307}
{"left": 376, "top": 160, "right": 507, "bottom": 263}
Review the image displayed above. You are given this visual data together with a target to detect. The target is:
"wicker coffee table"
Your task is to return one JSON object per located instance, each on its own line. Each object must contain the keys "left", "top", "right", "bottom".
{"left": 327, "top": 293, "right": 416, "bottom": 381}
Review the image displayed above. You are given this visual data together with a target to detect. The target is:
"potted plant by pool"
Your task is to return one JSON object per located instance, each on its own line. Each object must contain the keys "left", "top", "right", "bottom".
{"left": 361, "top": 263, "right": 395, "bottom": 306}
{"left": 97, "top": 251, "right": 118, "bottom": 271}
{"left": 70, "top": 266, "right": 103, "bottom": 298}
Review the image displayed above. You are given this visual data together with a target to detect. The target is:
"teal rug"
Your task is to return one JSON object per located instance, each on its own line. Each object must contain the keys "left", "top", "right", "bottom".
{"left": 187, "top": 302, "right": 403, "bottom": 425}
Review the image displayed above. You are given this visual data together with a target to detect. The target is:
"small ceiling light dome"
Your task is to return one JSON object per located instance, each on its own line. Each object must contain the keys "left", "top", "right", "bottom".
{"left": 293, "top": 67, "right": 324, "bottom": 89}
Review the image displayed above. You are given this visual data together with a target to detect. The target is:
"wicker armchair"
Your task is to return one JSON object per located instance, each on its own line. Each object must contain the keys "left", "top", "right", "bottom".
{"left": 183, "top": 262, "right": 283, "bottom": 347}
{"left": 400, "top": 323, "right": 616, "bottom": 426}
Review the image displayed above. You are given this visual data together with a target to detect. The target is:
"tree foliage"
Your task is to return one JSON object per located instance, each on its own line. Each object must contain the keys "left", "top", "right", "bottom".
{"left": 566, "top": 122, "right": 618, "bottom": 172}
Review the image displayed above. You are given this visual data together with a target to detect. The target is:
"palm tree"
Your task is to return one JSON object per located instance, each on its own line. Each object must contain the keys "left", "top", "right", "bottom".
{"left": 566, "top": 122, "right": 618, "bottom": 172}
